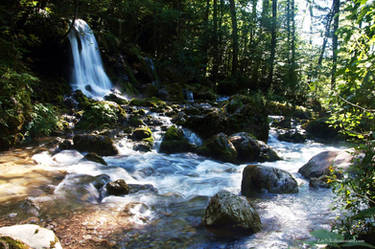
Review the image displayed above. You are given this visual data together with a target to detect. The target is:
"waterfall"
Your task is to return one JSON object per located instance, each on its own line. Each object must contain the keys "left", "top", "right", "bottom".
{"left": 68, "top": 19, "right": 112, "bottom": 98}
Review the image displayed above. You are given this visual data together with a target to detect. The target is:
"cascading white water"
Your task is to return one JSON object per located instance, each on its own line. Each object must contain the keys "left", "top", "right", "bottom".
{"left": 68, "top": 19, "right": 112, "bottom": 98}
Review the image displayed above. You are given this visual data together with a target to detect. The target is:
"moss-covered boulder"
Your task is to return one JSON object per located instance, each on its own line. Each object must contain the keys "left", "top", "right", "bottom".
{"left": 75, "top": 101, "right": 127, "bottom": 131}
{"left": 203, "top": 190, "right": 262, "bottom": 234}
{"left": 71, "top": 90, "right": 93, "bottom": 109}
{"left": 229, "top": 132, "right": 280, "bottom": 162}
{"left": 198, "top": 133, "right": 238, "bottom": 163}
{"left": 241, "top": 165, "right": 298, "bottom": 195}
{"left": 0, "top": 236, "right": 31, "bottom": 249}
{"left": 304, "top": 117, "right": 341, "bottom": 141}
{"left": 73, "top": 134, "right": 118, "bottom": 156}
{"left": 106, "top": 179, "right": 129, "bottom": 196}
{"left": 131, "top": 127, "right": 154, "bottom": 149}
{"left": 83, "top": 152, "right": 107, "bottom": 165}
{"left": 159, "top": 126, "right": 195, "bottom": 154}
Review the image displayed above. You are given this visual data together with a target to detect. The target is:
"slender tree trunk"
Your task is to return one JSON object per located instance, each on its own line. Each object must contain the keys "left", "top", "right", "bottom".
{"left": 203, "top": 0, "right": 210, "bottom": 78}
{"left": 308, "top": 0, "right": 314, "bottom": 85}
{"left": 331, "top": 0, "right": 340, "bottom": 89}
{"left": 229, "top": 0, "right": 239, "bottom": 76}
{"left": 286, "top": 0, "right": 291, "bottom": 65}
{"left": 212, "top": 0, "right": 219, "bottom": 81}
{"left": 318, "top": 0, "right": 335, "bottom": 66}
{"left": 266, "top": 0, "right": 277, "bottom": 91}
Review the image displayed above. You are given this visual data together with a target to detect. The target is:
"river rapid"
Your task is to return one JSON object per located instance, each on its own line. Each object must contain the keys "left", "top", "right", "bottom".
{"left": 0, "top": 118, "right": 347, "bottom": 248}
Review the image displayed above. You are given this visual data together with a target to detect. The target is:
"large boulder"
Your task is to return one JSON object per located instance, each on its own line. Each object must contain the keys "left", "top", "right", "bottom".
{"left": 73, "top": 134, "right": 118, "bottom": 156}
{"left": 298, "top": 150, "right": 353, "bottom": 179}
{"left": 198, "top": 133, "right": 238, "bottom": 163}
{"left": 229, "top": 132, "right": 280, "bottom": 162}
{"left": 277, "top": 130, "right": 306, "bottom": 143}
{"left": 241, "top": 165, "right": 298, "bottom": 195}
{"left": 0, "top": 224, "right": 62, "bottom": 249}
{"left": 159, "top": 126, "right": 195, "bottom": 154}
{"left": 203, "top": 190, "right": 262, "bottom": 234}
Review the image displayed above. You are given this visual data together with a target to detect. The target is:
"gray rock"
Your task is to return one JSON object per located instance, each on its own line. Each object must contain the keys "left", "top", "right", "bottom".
{"left": 203, "top": 190, "right": 261, "bottom": 234}
{"left": 298, "top": 150, "right": 353, "bottom": 179}
{"left": 241, "top": 165, "right": 298, "bottom": 195}
{"left": 0, "top": 224, "right": 62, "bottom": 249}
{"left": 309, "top": 176, "right": 330, "bottom": 188}
{"left": 198, "top": 133, "right": 238, "bottom": 163}
{"left": 229, "top": 132, "right": 280, "bottom": 162}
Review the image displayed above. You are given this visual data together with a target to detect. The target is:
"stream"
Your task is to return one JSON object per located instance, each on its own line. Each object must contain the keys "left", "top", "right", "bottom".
{"left": 2, "top": 117, "right": 346, "bottom": 249}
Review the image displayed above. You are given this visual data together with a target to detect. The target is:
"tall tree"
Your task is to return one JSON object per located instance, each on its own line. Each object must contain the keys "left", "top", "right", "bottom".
{"left": 229, "top": 0, "right": 239, "bottom": 76}
{"left": 266, "top": 0, "right": 277, "bottom": 90}
{"left": 331, "top": 0, "right": 340, "bottom": 89}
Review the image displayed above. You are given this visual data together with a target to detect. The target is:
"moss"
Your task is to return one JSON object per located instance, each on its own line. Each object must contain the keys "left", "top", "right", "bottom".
{"left": 72, "top": 90, "right": 93, "bottom": 109}
{"left": 132, "top": 127, "right": 153, "bottom": 141}
{"left": 104, "top": 94, "right": 129, "bottom": 105}
{"left": 129, "top": 97, "right": 166, "bottom": 109}
{"left": 0, "top": 66, "right": 35, "bottom": 150}
{"left": 84, "top": 152, "right": 107, "bottom": 165}
{"left": 0, "top": 236, "right": 31, "bottom": 249}
{"left": 128, "top": 116, "right": 145, "bottom": 127}
{"left": 159, "top": 126, "right": 194, "bottom": 154}
{"left": 198, "top": 133, "right": 238, "bottom": 163}
{"left": 76, "top": 101, "right": 127, "bottom": 131}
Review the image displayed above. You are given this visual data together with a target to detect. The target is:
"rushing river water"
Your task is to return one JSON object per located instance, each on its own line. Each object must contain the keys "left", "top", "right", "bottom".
{"left": 24, "top": 118, "right": 348, "bottom": 249}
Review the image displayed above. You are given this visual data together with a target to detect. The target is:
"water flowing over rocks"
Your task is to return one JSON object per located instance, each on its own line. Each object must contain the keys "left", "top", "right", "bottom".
{"left": 241, "top": 165, "right": 298, "bottom": 195}
{"left": 203, "top": 190, "right": 262, "bottom": 234}
{"left": 73, "top": 134, "right": 118, "bottom": 156}
{"left": 298, "top": 150, "right": 353, "bottom": 179}
{"left": 0, "top": 224, "right": 63, "bottom": 249}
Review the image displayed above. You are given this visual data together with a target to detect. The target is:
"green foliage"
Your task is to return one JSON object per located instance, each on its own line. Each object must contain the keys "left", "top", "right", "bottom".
{"left": 0, "top": 66, "right": 36, "bottom": 149}
{"left": 307, "top": 229, "right": 375, "bottom": 248}
{"left": 26, "top": 103, "right": 59, "bottom": 137}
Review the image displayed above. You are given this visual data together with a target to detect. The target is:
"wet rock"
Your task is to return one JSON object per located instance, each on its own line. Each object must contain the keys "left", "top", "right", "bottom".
{"left": 229, "top": 132, "right": 280, "bottom": 162}
{"left": 309, "top": 176, "right": 330, "bottom": 188}
{"left": 106, "top": 179, "right": 129, "bottom": 196}
{"left": 271, "top": 117, "right": 291, "bottom": 129}
{"left": 104, "top": 93, "right": 128, "bottom": 105}
{"left": 159, "top": 126, "right": 195, "bottom": 154}
{"left": 298, "top": 150, "right": 353, "bottom": 179}
{"left": 73, "top": 134, "right": 118, "bottom": 156}
{"left": 198, "top": 133, "right": 237, "bottom": 163}
{"left": 57, "top": 139, "right": 73, "bottom": 151}
{"left": 277, "top": 130, "right": 306, "bottom": 143}
{"left": 132, "top": 127, "right": 153, "bottom": 140}
{"left": 133, "top": 142, "right": 153, "bottom": 152}
{"left": 19, "top": 198, "right": 40, "bottom": 217}
{"left": 241, "top": 165, "right": 298, "bottom": 195}
{"left": 83, "top": 152, "right": 107, "bottom": 165}
{"left": 203, "top": 190, "right": 261, "bottom": 234}
{"left": 128, "top": 184, "right": 157, "bottom": 194}
{"left": 92, "top": 174, "right": 111, "bottom": 190}
{"left": 0, "top": 224, "right": 63, "bottom": 249}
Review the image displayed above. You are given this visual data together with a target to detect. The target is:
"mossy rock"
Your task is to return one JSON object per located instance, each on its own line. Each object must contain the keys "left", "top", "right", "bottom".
{"left": 75, "top": 101, "right": 127, "bottom": 131}
{"left": 198, "top": 133, "right": 238, "bottom": 163}
{"left": 72, "top": 90, "right": 93, "bottom": 109}
{"left": 106, "top": 179, "right": 129, "bottom": 196}
{"left": 131, "top": 127, "right": 154, "bottom": 147}
{"left": 104, "top": 93, "right": 129, "bottom": 105}
{"left": 128, "top": 116, "right": 145, "bottom": 127}
{"left": 159, "top": 126, "right": 195, "bottom": 154}
{"left": 129, "top": 97, "right": 166, "bottom": 109}
{"left": 0, "top": 236, "right": 31, "bottom": 249}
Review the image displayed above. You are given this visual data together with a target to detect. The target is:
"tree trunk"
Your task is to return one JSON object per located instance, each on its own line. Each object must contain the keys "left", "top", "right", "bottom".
{"left": 266, "top": 0, "right": 277, "bottom": 91}
{"left": 318, "top": 0, "right": 335, "bottom": 66}
{"left": 212, "top": 0, "right": 219, "bottom": 81}
{"left": 331, "top": 0, "right": 340, "bottom": 89}
{"left": 229, "top": 0, "right": 239, "bottom": 76}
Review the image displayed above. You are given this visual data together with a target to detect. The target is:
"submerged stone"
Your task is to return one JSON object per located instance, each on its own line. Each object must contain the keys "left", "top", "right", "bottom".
{"left": 73, "top": 134, "right": 118, "bottom": 156}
